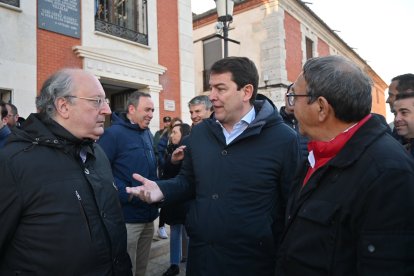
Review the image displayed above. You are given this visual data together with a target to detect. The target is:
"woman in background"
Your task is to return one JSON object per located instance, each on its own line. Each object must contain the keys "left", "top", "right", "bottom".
{"left": 160, "top": 123, "right": 191, "bottom": 276}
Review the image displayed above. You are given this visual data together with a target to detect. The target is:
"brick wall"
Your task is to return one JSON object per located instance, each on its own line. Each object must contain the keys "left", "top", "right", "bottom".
{"left": 157, "top": 0, "right": 181, "bottom": 124}
{"left": 284, "top": 11, "right": 302, "bottom": 83}
{"left": 37, "top": 29, "right": 82, "bottom": 94}
{"left": 317, "top": 37, "right": 330, "bottom": 57}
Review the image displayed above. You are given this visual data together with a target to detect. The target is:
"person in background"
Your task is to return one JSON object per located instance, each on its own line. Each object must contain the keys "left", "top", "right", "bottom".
{"left": 388, "top": 74, "right": 414, "bottom": 145}
{"left": 5, "top": 103, "right": 20, "bottom": 128}
{"left": 153, "top": 116, "right": 172, "bottom": 160}
{"left": 159, "top": 123, "right": 191, "bottom": 276}
{"left": 0, "top": 102, "right": 11, "bottom": 148}
{"left": 0, "top": 68, "right": 132, "bottom": 275}
{"left": 386, "top": 73, "right": 414, "bottom": 133}
{"left": 157, "top": 117, "right": 182, "bottom": 166}
{"left": 188, "top": 95, "right": 213, "bottom": 126}
{"left": 153, "top": 116, "right": 172, "bottom": 239}
{"left": 127, "top": 56, "right": 300, "bottom": 276}
{"left": 386, "top": 73, "right": 414, "bottom": 114}
{"left": 177, "top": 95, "right": 214, "bottom": 263}
{"left": 394, "top": 82, "right": 414, "bottom": 157}
{"left": 276, "top": 55, "right": 414, "bottom": 275}
{"left": 98, "top": 91, "right": 158, "bottom": 276}
{"left": 156, "top": 117, "right": 183, "bottom": 240}
{"left": 280, "top": 84, "right": 308, "bottom": 159}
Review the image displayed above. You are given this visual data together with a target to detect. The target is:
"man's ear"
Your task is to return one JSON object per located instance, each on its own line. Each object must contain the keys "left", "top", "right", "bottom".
{"left": 55, "top": 97, "right": 70, "bottom": 119}
{"left": 127, "top": 104, "right": 135, "bottom": 114}
{"left": 317, "top": 96, "right": 332, "bottom": 122}
{"left": 242, "top": 84, "right": 254, "bottom": 103}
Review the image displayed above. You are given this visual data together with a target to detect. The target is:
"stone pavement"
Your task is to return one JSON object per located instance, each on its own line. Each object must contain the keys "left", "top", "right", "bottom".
{"left": 145, "top": 221, "right": 186, "bottom": 276}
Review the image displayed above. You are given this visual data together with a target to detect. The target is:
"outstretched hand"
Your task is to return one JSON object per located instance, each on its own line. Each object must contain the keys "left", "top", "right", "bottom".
{"left": 126, "top": 173, "right": 164, "bottom": 203}
{"left": 171, "top": 145, "right": 186, "bottom": 164}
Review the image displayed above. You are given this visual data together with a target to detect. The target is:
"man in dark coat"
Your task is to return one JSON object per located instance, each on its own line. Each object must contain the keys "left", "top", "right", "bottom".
{"left": 276, "top": 55, "right": 414, "bottom": 275}
{"left": 0, "top": 69, "right": 132, "bottom": 275}
{"left": 127, "top": 57, "right": 300, "bottom": 276}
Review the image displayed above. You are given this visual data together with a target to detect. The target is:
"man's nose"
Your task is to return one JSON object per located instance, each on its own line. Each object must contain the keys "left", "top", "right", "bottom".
{"left": 101, "top": 102, "right": 112, "bottom": 115}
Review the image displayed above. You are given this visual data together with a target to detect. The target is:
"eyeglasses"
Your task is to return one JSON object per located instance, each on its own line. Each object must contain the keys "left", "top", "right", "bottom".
{"left": 66, "top": 96, "right": 110, "bottom": 109}
{"left": 286, "top": 91, "right": 312, "bottom": 106}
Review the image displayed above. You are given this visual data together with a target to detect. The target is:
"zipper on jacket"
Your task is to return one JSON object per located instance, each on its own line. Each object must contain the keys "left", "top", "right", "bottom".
{"left": 75, "top": 190, "right": 92, "bottom": 240}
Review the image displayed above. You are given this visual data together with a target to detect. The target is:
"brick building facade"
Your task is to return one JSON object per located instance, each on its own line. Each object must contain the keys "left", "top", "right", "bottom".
{"left": 0, "top": 0, "right": 194, "bottom": 131}
{"left": 193, "top": 0, "right": 387, "bottom": 116}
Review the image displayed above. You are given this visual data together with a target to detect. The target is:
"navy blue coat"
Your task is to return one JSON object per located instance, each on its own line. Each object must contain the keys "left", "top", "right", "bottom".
{"left": 276, "top": 116, "right": 414, "bottom": 275}
{"left": 98, "top": 112, "right": 158, "bottom": 223}
{"left": 158, "top": 100, "right": 300, "bottom": 276}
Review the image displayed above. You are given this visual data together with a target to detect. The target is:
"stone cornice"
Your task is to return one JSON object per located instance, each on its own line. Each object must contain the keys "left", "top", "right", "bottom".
{"left": 73, "top": 46, "right": 166, "bottom": 75}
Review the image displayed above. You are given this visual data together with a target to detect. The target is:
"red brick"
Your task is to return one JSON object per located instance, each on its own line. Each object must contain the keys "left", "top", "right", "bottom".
{"left": 284, "top": 11, "right": 302, "bottom": 83}
{"left": 157, "top": 0, "right": 181, "bottom": 124}
{"left": 317, "top": 38, "right": 330, "bottom": 57}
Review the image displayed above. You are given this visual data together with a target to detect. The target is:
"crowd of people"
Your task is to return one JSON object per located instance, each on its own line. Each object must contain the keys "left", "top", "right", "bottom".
{"left": 0, "top": 56, "right": 413, "bottom": 276}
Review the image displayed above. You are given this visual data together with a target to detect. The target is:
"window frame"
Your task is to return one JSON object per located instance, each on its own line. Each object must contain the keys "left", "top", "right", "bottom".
{"left": 95, "top": 0, "right": 148, "bottom": 45}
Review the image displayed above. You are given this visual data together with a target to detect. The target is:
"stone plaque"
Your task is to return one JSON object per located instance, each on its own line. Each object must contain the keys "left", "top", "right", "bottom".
{"left": 38, "top": 0, "right": 80, "bottom": 38}
{"left": 164, "top": 100, "right": 176, "bottom": 112}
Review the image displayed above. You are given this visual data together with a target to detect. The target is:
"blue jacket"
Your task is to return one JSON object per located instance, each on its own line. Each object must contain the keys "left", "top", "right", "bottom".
{"left": 0, "top": 125, "right": 11, "bottom": 148}
{"left": 98, "top": 112, "right": 158, "bottom": 223}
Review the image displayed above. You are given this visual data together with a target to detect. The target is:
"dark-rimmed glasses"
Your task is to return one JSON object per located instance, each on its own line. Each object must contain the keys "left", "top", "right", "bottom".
{"left": 286, "top": 84, "right": 312, "bottom": 106}
{"left": 66, "top": 96, "right": 110, "bottom": 109}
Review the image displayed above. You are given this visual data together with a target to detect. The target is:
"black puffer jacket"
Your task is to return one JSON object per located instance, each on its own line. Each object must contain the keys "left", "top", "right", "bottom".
{"left": 0, "top": 113, "right": 131, "bottom": 276}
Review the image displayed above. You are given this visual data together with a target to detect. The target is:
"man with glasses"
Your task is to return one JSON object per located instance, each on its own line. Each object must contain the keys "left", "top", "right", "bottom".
{"left": 126, "top": 57, "right": 300, "bottom": 276}
{"left": 98, "top": 91, "right": 158, "bottom": 276}
{"left": 276, "top": 56, "right": 414, "bottom": 275}
{"left": 5, "top": 103, "right": 20, "bottom": 128}
{"left": 0, "top": 69, "right": 132, "bottom": 275}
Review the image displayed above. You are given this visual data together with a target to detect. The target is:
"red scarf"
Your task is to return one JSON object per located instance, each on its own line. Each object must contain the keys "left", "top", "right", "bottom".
{"left": 303, "top": 114, "right": 371, "bottom": 186}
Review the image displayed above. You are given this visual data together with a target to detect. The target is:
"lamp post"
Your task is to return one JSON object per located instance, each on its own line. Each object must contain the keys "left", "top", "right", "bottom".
{"left": 215, "top": 0, "right": 234, "bottom": 58}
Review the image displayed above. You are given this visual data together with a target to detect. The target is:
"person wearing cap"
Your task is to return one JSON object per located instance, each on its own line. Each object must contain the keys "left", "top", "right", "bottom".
{"left": 153, "top": 116, "right": 172, "bottom": 152}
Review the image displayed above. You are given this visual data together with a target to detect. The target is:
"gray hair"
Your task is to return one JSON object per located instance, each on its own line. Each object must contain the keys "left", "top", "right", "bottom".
{"left": 188, "top": 95, "right": 212, "bottom": 111}
{"left": 36, "top": 69, "right": 77, "bottom": 119}
{"left": 303, "top": 55, "right": 372, "bottom": 122}
{"left": 126, "top": 91, "right": 151, "bottom": 111}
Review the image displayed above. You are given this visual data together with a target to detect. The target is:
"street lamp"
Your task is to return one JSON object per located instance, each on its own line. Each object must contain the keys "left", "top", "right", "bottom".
{"left": 215, "top": 0, "right": 234, "bottom": 58}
